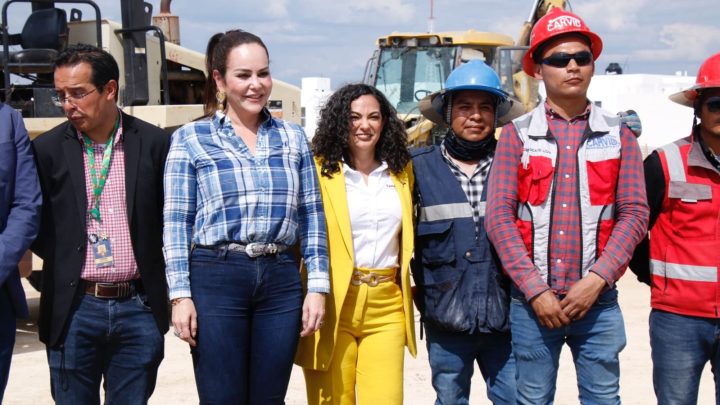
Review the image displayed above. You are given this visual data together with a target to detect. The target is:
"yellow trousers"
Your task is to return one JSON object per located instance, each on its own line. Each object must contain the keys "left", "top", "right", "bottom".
{"left": 304, "top": 268, "right": 406, "bottom": 405}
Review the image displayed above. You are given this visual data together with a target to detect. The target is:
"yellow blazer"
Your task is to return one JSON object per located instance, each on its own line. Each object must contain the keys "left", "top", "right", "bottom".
{"left": 295, "top": 158, "right": 417, "bottom": 370}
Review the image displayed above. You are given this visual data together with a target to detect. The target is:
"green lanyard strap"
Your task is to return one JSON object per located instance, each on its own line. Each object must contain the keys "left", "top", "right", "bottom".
{"left": 83, "top": 117, "right": 120, "bottom": 223}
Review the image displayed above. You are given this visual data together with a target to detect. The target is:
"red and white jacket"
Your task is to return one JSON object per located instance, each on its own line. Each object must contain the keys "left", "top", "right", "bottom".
{"left": 650, "top": 136, "right": 720, "bottom": 318}
{"left": 513, "top": 104, "right": 622, "bottom": 283}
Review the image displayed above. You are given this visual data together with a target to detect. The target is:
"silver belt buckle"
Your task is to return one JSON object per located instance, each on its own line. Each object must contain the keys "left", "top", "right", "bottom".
{"left": 245, "top": 242, "right": 280, "bottom": 257}
{"left": 245, "top": 243, "right": 261, "bottom": 257}
{"left": 226, "top": 243, "right": 244, "bottom": 252}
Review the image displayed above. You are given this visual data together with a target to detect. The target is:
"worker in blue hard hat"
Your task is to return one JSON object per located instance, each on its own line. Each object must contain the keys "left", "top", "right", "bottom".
{"left": 411, "top": 59, "right": 520, "bottom": 405}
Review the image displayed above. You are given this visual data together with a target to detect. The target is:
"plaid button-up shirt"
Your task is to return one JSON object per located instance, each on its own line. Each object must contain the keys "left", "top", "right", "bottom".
{"left": 440, "top": 144, "right": 493, "bottom": 232}
{"left": 78, "top": 116, "right": 139, "bottom": 282}
{"left": 163, "top": 110, "right": 329, "bottom": 299}
{"left": 486, "top": 103, "right": 649, "bottom": 300}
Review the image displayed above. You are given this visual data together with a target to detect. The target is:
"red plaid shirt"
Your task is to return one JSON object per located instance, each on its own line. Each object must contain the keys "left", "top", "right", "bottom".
{"left": 486, "top": 103, "right": 649, "bottom": 300}
{"left": 78, "top": 118, "right": 139, "bottom": 282}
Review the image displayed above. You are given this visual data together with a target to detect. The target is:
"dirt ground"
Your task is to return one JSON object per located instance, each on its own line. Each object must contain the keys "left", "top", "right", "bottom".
{"left": 4, "top": 276, "right": 714, "bottom": 404}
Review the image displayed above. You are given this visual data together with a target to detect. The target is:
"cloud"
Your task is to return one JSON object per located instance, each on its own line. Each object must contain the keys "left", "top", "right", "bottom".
{"left": 575, "top": 0, "right": 650, "bottom": 31}
{"left": 171, "top": 0, "right": 286, "bottom": 22}
{"left": 348, "top": 0, "right": 412, "bottom": 16}
{"left": 266, "top": 0, "right": 289, "bottom": 18}
{"left": 486, "top": 15, "right": 527, "bottom": 40}
{"left": 298, "top": 0, "right": 417, "bottom": 24}
{"left": 633, "top": 23, "right": 720, "bottom": 62}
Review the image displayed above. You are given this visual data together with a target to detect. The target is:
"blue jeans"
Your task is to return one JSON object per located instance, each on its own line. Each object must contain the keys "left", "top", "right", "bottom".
{"left": 47, "top": 292, "right": 164, "bottom": 405}
{"left": 650, "top": 309, "right": 720, "bottom": 405}
{"left": 425, "top": 325, "right": 516, "bottom": 405}
{"left": 190, "top": 247, "right": 303, "bottom": 405}
{"left": 0, "top": 286, "right": 16, "bottom": 404}
{"left": 510, "top": 289, "right": 626, "bottom": 405}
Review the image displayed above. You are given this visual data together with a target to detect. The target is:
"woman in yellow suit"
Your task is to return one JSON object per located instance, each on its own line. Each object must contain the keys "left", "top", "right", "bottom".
{"left": 296, "top": 83, "right": 417, "bottom": 404}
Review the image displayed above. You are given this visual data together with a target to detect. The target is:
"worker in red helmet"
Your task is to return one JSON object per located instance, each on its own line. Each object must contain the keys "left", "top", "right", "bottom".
{"left": 485, "top": 8, "right": 649, "bottom": 404}
{"left": 629, "top": 52, "right": 720, "bottom": 405}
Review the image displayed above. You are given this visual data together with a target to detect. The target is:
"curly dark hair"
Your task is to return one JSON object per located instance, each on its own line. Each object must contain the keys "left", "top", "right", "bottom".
{"left": 312, "top": 83, "right": 409, "bottom": 177}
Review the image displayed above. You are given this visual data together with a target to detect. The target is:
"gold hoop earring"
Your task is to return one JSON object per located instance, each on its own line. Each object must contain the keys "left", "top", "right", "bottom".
{"left": 216, "top": 91, "right": 226, "bottom": 108}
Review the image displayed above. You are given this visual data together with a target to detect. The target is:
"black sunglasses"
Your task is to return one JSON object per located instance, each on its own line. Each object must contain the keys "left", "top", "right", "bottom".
{"left": 704, "top": 96, "right": 720, "bottom": 113}
{"left": 541, "top": 51, "right": 593, "bottom": 68}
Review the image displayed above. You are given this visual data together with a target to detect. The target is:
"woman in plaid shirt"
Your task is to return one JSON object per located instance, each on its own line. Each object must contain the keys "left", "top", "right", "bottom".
{"left": 163, "top": 30, "right": 329, "bottom": 404}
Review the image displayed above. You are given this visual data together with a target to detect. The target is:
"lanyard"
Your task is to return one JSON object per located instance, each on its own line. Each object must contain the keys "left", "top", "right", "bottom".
{"left": 83, "top": 117, "right": 120, "bottom": 223}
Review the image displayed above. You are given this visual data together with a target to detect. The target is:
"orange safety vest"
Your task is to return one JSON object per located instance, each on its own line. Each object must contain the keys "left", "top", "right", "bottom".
{"left": 512, "top": 104, "right": 621, "bottom": 282}
{"left": 650, "top": 135, "right": 720, "bottom": 318}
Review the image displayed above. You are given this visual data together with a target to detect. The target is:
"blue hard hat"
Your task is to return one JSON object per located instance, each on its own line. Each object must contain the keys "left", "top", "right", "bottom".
{"left": 419, "top": 60, "right": 516, "bottom": 125}
{"left": 444, "top": 60, "right": 507, "bottom": 101}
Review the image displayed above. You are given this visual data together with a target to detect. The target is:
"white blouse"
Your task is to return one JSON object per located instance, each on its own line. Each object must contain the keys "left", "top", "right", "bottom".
{"left": 343, "top": 162, "right": 402, "bottom": 269}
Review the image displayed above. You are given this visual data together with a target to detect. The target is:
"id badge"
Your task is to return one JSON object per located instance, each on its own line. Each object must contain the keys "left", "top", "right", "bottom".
{"left": 92, "top": 237, "right": 114, "bottom": 268}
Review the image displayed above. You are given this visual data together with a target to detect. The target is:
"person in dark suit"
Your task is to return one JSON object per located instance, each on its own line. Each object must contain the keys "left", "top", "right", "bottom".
{"left": 0, "top": 102, "right": 42, "bottom": 403}
{"left": 31, "top": 44, "right": 169, "bottom": 405}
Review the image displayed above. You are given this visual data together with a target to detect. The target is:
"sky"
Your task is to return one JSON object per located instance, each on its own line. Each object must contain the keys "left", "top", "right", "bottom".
{"left": 7, "top": 0, "right": 719, "bottom": 88}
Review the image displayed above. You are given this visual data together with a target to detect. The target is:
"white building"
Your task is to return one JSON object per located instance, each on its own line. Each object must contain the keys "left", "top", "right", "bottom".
{"left": 301, "top": 77, "right": 332, "bottom": 139}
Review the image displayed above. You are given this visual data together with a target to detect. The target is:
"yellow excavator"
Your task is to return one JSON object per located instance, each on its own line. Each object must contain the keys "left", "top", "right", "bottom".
{"left": 363, "top": 0, "right": 567, "bottom": 146}
{"left": 0, "top": 0, "right": 302, "bottom": 289}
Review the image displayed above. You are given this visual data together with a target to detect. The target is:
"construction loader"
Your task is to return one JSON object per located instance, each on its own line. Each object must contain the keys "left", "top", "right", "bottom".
{"left": 363, "top": 0, "right": 567, "bottom": 146}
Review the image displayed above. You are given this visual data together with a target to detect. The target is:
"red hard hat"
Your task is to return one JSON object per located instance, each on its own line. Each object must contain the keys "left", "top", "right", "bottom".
{"left": 522, "top": 8, "right": 603, "bottom": 76}
{"left": 669, "top": 52, "right": 720, "bottom": 107}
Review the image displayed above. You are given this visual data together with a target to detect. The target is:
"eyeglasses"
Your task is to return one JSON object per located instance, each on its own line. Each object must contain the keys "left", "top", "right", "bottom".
{"left": 704, "top": 96, "right": 720, "bottom": 113}
{"left": 541, "top": 51, "right": 594, "bottom": 68}
{"left": 51, "top": 88, "right": 98, "bottom": 107}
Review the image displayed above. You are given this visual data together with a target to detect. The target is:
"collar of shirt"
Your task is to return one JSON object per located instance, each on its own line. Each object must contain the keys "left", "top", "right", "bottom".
{"left": 440, "top": 143, "right": 492, "bottom": 180}
{"left": 544, "top": 100, "right": 591, "bottom": 123}
{"left": 75, "top": 110, "right": 124, "bottom": 146}
{"left": 342, "top": 160, "right": 389, "bottom": 183}
{"left": 694, "top": 129, "right": 720, "bottom": 171}
{"left": 214, "top": 108, "right": 272, "bottom": 133}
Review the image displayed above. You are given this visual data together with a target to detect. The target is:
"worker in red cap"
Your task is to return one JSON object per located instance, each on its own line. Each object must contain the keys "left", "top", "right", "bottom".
{"left": 485, "top": 8, "right": 649, "bottom": 404}
{"left": 629, "top": 52, "right": 720, "bottom": 405}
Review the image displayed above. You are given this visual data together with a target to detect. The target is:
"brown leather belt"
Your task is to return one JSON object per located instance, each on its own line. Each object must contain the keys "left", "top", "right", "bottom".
{"left": 83, "top": 280, "right": 140, "bottom": 299}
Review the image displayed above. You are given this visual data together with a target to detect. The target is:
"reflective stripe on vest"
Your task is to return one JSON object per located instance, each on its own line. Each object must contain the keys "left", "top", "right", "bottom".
{"left": 512, "top": 104, "right": 621, "bottom": 281}
{"left": 650, "top": 259, "right": 717, "bottom": 282}
{"left": 660, "top": 142, "right": 687, "bottom": 182}
{"left": 419, "top": 202, "right": 476, "bottom": 222}
{"left": 518, "top": 203, "right": 532, "bottom": 221}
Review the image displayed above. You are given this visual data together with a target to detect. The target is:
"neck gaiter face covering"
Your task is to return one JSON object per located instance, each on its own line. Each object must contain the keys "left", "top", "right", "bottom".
{"left": 443, "top": 129, "right": 497, "bottom": 161}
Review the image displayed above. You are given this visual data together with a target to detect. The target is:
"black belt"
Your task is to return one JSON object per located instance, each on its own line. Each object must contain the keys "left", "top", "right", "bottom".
{"left": 83, "top": 280, "right": 142, "bottom": 299}
{"left": 196, "top": 242, "right": 289, "bottom": 258}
